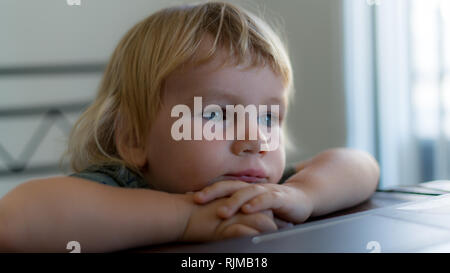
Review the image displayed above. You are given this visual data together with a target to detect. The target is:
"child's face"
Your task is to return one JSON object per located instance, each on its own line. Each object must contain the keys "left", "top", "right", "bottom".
{"left": 141, "top": 45, "right": 287, "bottom": 193}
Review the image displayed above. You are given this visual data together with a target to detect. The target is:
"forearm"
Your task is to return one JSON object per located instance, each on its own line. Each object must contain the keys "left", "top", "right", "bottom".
{"left": 284, "top": 148, "right": 380, "bottom": 217}
{"left": 0, "top": 177, "right": 193, "bottom": 252}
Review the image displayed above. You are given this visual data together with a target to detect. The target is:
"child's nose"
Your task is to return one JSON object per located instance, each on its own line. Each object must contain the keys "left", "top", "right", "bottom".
{"left": 231, "top": 115, "right": 268, "bottom": 156}
{"left": 231, "top": 139, "right": 268, "bottom": 156}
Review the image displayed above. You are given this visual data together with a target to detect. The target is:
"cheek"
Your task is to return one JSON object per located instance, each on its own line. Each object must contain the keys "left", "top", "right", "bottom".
{"left": 267, "top": 145, "right": 286, "bottom": 184}
{"left": 177, "top": 140, "right": 229, "bottom": 171}
{"left": 177, "top": 141, "right": 228, "bottom": 187}
{"left": 147, "top": 127, "right": 230, "bottom": 192}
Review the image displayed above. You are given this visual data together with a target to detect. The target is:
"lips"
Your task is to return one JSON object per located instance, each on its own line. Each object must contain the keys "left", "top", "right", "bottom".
{"left": 224, "top": 169, "right": 267, "bottom": 183}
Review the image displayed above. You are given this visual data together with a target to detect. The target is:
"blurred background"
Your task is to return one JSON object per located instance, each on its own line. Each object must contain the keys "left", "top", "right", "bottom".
{"left": 1, "top": 0, "right": 449, "bottom": 197}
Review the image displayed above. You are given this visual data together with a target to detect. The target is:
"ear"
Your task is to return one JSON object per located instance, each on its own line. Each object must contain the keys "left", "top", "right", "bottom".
{"left": 115, "top": 122, "right": 147, "bottom": 168}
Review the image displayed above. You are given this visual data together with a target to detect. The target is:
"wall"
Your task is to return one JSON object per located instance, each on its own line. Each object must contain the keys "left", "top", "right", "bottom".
{"left": 0, "top": 0, "right": 346, "bottom": 197}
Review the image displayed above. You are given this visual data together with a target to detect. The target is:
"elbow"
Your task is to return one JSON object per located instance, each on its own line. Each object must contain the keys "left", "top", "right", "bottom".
{"left": 351, "top": 149, "right": 380, "bottom": 197}
{"left": 357, "top": 149, "right": 380, "bottom": 191}
{"left": 326, "top": 147, "right": 381, "bottom": 193}
{"left": 0, "top": 179, "right": 45, "bottom": 252}
{"left": 0, "top": 206, "right": 17, "bottom": 252}
{"left": 0, "top": 187, "right": 24, "bottom": 253}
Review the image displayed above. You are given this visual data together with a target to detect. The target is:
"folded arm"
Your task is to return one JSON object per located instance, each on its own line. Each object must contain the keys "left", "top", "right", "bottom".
{"left": 0, "top": 177, "right": 192, "bottom": 252}
{"left": 0, "top": 176, "right": 284, "bottom": 252}
{"left": 284, "top": 147, "right": 380, "bottom": 217}
{"left": 194, "top": 147, "right": 380, "bottom": 223}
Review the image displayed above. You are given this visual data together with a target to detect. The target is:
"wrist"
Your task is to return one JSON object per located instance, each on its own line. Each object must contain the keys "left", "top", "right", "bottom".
{"left": 283, "top": 172, "right": 317, "bottom": 219}
{"left": 172, "top": 192, "right": 198, "bottom": 242}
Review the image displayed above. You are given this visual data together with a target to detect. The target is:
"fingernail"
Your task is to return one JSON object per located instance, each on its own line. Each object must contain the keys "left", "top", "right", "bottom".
{"left": 243, "top": 204, "right": 252, "bottom": 211}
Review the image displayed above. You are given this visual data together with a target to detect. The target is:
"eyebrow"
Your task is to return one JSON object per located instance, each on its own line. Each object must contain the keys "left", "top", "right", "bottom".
{"left": 181, "top": 88, "right": 286, "bottom": 109}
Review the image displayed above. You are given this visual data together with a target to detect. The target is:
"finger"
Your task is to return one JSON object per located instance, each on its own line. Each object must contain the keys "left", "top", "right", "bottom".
{"left": 259, "top": 209, "right": 274, "bottom": 219}
{"left": 236, "top": 212, "right": 278, "bottom": 233}
{"left": 274, "top": 217, "right": 294, "bottom": 229}
{"left": 193, "top": 180, "right": 249, "bottom": 204}
{"left": 218, "top": 185, "right": 268, "bottom": 218}
{"left": 221, "top": 224, "right": 260, "bottom": 240}
{"left": 242, "top": 193, "right": 306, "bottom": 224}
{"left": 241, "top": 191, "right": 284, "bottom": 214}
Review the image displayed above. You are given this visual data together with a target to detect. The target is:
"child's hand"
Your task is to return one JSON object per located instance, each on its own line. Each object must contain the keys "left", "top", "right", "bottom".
{"left": 180, "top": 195, "right": 284, "bottom": 242}
{"left": 193, "top": 181, "right": 314, "bottom": 224}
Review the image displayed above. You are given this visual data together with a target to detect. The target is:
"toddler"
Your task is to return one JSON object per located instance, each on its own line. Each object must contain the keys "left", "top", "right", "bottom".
{"left": 0, "top": 1, "right": 379, "bottom": 252}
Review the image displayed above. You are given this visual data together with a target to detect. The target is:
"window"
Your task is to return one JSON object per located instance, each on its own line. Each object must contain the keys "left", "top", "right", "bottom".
{"left": 344, "top": 0, "right": 450, "bottom": 188}
{"left": 410, "top": 0, "right": 450, "bottom": 181}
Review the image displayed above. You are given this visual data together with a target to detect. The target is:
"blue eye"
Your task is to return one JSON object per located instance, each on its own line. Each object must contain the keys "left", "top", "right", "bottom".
{"left": 259, "top": 112, "right": 278, "bottom": 127}
{"left": 202, "top": 108, "right": 225, "bottom": 121}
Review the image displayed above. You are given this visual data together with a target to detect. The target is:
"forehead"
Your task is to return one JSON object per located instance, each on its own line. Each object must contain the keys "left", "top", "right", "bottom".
{"left": 164, "top": 53, "right": 286, "bottom": 107}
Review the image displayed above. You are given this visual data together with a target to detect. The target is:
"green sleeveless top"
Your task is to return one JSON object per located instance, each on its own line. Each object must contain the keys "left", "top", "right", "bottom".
{"left": 69, "top": 164, "right": 297, "bottom": 189}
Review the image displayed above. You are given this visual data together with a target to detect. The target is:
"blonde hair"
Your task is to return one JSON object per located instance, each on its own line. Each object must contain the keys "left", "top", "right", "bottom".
{"left": 63, "top": 0, "right": 295, "bottom": 174}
